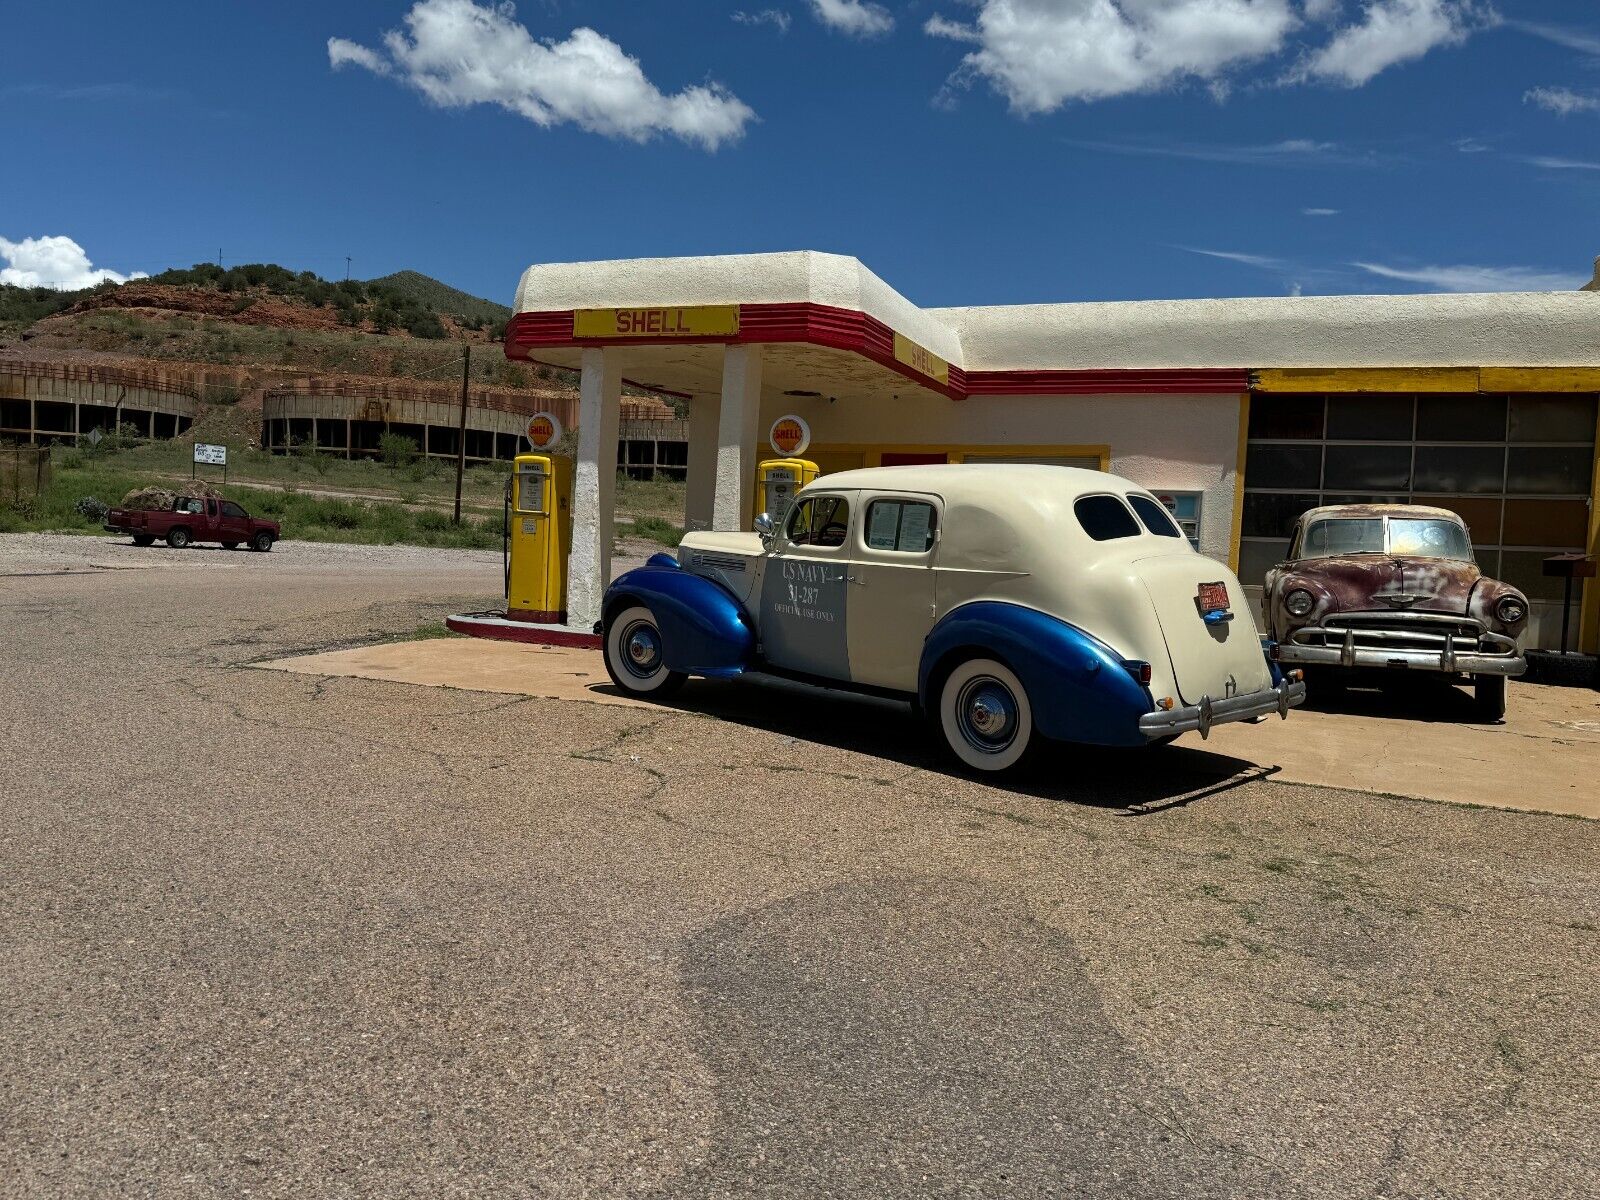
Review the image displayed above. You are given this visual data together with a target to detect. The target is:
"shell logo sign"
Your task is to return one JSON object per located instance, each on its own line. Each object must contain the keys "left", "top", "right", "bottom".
{"left": 769, "top": 415, "right": 811, "bottom": 457}
{"left": 525, "top": 412, "right": 563, "bottom": 450}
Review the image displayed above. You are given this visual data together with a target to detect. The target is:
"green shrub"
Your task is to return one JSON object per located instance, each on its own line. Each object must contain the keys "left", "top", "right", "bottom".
{"left": 378, "top": 432, "right": 418, "bottom": 468}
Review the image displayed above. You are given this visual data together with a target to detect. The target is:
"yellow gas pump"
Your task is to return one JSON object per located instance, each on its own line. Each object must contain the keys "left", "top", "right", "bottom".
{"left": 506, "top": 453, "right": 573, "bottom": 623}
{"left": 754, "top": 457, "right": 818, "bottom": 528}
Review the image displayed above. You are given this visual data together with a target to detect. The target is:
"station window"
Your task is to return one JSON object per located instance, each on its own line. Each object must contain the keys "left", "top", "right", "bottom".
{"left": 865, "top": 499, "right": 937, "bottom": 553}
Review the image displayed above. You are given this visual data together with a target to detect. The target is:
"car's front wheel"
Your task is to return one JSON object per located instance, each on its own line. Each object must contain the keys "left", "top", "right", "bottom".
{"left": 603, "top": 605, "right": 686, "bottom": 698}
{"left": 250, "top": 531, "right": 274, "bottom": 553}
{"left": 937, "top": 657, "right": 1035, "bottom": 773}
{"left": 1473, "top": 673, "right": 1506, "bottom": 723}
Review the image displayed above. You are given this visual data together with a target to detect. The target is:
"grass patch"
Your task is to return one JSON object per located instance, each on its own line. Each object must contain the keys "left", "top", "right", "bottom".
{"left": 0, "top": 456, "right": 504, "bottom": 549}
{"left": 376, "top": 621, "right": 463, "bottom": 644}
{"left": 622, "top": 514, "right": 685, "bottom": 548}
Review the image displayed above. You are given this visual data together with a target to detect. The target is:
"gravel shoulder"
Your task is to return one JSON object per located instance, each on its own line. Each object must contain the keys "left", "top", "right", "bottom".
{"left": 2, "top": 534, "right": 1596, "bottom": 1198}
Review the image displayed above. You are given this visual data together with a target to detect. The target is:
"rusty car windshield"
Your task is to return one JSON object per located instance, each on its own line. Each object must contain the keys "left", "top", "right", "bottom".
{"left": 1303, "top": 518, "right": 1384, "bottom": 556}
{"left": 1387, "top": 518, "right": 1471, "bottom": 560}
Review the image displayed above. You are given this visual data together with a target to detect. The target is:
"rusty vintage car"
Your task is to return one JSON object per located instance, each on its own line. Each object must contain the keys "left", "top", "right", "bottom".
{"left": 1262, "top": 503, "right": 1528, "bottom": 720}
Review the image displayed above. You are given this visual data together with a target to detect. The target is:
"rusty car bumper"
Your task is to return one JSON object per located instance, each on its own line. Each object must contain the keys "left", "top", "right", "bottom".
{"left": 1138, "top": 677, "right": 1306, "bottom": 741}
{"left": 1272, "top": 629, "right": 1525, "bottom": 676}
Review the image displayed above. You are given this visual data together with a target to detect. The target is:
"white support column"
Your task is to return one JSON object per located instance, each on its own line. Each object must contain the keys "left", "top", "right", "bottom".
{"left": 568, "top": 348, "right": 622, "bottom": 631}
{"left": 713, "top": 345, "right": 763, "bottom": 531}
{"left": 684, "top": 392, "right": 721, "bottom": 532}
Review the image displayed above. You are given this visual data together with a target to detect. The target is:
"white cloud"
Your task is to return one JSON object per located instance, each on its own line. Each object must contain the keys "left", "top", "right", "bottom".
{"left": 1183, "top": 247, "right": 1291, "bottom": 269}
{"left": 0, "top": 235, "right": 146, "bottom": 291}
{"left": 1302, "top": 206, "right": 1340, "bottom": 215}
{"left": 811, "top": 0, "right": 894, "bottom": 37}
{"left": 1064, "top": 135, "right": 1361, "bottom": 166}
{"left": 1294, "top": 0, "right": 1496, "bottom": 87}
{"left": 1518, "top": 154, "right": 1600, "bottom": 170}
{"left": 732, "top": 9, "right": 793, "bottom": 34}
{"left": 328, "top": 1, "right": 755, "bottom": 151}
{"left": 1508, "top": 20, "right": 1600, "bottom": 59}
{"left": 926, "top": 1, "right": 1299, "bottom": 111}
{"left": 1353, "top": 261, "right": 1581, "bottom": 292}
{"left": 1524, "top": 86, "right": 1600, "bottom": 116}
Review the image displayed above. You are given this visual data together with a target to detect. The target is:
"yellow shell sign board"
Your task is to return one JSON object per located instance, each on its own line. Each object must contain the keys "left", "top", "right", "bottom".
{"left": 573, "top": 306, "right": 740, "bottom": 338}
{"left": 893, "top": 332, "right": 950, "bottom": 386}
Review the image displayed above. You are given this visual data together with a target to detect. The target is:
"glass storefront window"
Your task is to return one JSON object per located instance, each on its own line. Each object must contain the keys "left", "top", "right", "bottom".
{"left": 1509, "top": 395, "right": 1598, "bottom": 443}
{"left": 1413, "top": 446, "right": 1505, "bottom": 494}
{"left": 1323, "top": 444, "right": 1411, "bottom": 491}
{"left": 1248, "top": 444, "right": 1323, "bottom": 489}
{"left": 1243, "top": 492, "right": 1318, "bottom": 538}
{"left": 1327, "top": 395, "right": 1414, "bottom": 441}
{"left": 1506, "top": 447, "right": 1593, "bottom": 496}
{"left": 1248, "top": 395, "right": 1324, "bottom": 440}
{"left": 1416, "top": 394, "right": 1506, "bottom": 442}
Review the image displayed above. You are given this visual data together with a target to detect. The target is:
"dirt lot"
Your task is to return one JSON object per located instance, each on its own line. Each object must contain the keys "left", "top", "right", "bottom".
{"left": 2, "top": 533, "right": 1596, "bottom": 1198}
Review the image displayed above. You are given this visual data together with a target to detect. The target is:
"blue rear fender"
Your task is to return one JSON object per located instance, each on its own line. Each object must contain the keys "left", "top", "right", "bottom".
{"left": 604, "top": 559, "right": 754, "bottom": 678}
{"left": 918, "top": 602, "right": 1154, "bottom": 748}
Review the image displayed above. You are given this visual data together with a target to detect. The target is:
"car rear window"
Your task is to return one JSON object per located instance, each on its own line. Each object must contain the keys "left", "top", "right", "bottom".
{"left": 1074, "top": 495, "right": 1141, "bottom": 541}
{"left": 1127, "top": 494, "right": 1183, "bottom": 538}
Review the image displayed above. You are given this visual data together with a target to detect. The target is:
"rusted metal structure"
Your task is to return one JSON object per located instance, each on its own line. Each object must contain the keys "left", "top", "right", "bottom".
{"left": 0, "top": 361, "right": 199, "bottom": 445}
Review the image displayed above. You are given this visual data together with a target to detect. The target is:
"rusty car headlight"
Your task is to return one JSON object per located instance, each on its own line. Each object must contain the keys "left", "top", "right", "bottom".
{"left": 1284, "top": 588, "right": 1315, "bottom": 617}
{"left": 1495, "top": 595, "right": 1526, "bottom": 624}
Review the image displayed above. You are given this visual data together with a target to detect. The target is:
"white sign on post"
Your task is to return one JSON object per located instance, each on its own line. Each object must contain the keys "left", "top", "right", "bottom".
{"left": 193, "top": 443, "right": 227, "bottom": 466}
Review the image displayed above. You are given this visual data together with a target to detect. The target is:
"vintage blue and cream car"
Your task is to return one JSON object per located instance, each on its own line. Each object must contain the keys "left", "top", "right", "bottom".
{"left": 601, "top": 465, "right": 1305, "bottom": 772}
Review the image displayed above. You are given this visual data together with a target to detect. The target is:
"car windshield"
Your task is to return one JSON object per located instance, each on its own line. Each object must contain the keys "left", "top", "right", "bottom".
{"left": 1302, "top": 517, "right": 1471, "bottom": 560}
{"left": 1388, "top": 518, "right": 1471, "bottom": 560}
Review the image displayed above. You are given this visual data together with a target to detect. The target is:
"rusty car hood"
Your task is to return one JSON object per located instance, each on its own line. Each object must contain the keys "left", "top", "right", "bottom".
{"left": 1287, "top": 556, "right": 1480, "bottom": 615}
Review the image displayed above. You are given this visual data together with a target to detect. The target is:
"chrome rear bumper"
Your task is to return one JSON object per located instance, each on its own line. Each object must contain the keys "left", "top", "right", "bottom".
{"left": 1139, "top": 678, "right": 1306, "bottom": 741}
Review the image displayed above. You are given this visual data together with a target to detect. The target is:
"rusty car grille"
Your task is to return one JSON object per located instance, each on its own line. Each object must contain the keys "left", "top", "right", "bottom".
{"left": 1298, "top": 611, "right": 1511, "bottom": 655}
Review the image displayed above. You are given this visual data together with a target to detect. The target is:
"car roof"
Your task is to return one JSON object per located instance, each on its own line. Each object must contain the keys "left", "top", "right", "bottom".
{"left": 805, "top": 462, "right": 1125, "bottom": 500}
{"left": 1300, "top": 503, "right": 1465, "bottom": 523}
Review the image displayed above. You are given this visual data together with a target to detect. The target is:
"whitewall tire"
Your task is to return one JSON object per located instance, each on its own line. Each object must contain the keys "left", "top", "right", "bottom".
{"left": 938, "top": 658, "right": 1035, "bottom": 773}
{"left": 604, "top": 605, "right": 686, "bottom": 698}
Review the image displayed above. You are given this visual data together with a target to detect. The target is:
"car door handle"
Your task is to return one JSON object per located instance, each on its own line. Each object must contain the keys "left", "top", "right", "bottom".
{"left": 846, "top": 572, "right": 866, "bottom": 586}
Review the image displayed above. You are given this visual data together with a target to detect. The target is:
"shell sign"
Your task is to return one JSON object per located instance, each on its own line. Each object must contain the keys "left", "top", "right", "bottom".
{"left": 525, "top": 412, "right": 563, "bottom": 450}
{"left": 769, "top": 415, "right": 811, "bottom": 457}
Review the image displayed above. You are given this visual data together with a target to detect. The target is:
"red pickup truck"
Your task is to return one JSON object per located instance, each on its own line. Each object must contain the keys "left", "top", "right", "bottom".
{"left": 105, "top": 496, "right": 279, "bottom": 552}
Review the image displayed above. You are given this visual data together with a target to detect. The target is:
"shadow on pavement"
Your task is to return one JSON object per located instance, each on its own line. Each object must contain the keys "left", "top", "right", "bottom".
{"left": 607, "top": 673, "right": 1270, "bottom": 812}
{"left": 1300, "top": 673, "right": 1487, "bottom": 724}
{"left": 661, "top": 877, "right": 1280, "bottom": 1198}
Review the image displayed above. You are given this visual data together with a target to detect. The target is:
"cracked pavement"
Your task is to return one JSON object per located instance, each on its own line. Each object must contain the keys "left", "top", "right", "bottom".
{"left": 2, "top": 533, "right": 1597, "bottom": 1198}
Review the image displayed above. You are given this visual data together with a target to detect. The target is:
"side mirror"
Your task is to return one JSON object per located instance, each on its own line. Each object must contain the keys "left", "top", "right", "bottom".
{"left": 754, "top": 512, "right": 776, "bottom": 545}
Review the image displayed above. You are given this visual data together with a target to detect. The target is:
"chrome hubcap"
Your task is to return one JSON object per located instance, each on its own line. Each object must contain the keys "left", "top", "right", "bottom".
{"left": 621, "top": 621, "right": 662, "bottom": 678}
{"left": 958, "top": 677, "right": 1018, "bottom": 752}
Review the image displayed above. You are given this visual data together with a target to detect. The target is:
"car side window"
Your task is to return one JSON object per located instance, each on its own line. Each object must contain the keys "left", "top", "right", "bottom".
{"left": 865, "top": 499, "right": 937, "bottom": 553}
{"left": 1074, "top": 495, "right": 1141, "bottom": 541}
{"left": 220, "top": 501, "right": 246, "bottom": 519}
{"left": 179, "top": 499, "right": 203, "bottom": 514}
{"left": 786, "top": 495, "right": 850, "bottom": 548}
{"left": 1127, "top": 494, "right": 1182, "bottom": 539}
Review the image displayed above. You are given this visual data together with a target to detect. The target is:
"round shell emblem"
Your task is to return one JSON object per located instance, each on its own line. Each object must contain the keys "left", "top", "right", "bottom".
{"left": 526, "top": 412, "right": 562, "bottom": 449}
{"left": 769, "top": 414, "right": 811, "bottom": 457}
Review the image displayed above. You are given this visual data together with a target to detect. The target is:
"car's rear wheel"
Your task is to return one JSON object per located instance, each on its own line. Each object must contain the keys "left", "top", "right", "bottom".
{"left": 166, "top": 527, "right": 192, "bottom": 549}
{"left": 1473, "top": 673, "right": 1506, "bottom": 723}
{"left": 603, "top": 605, "right": 686, "bottom": 698}
{"left": 132, "top": 535, "right": 154, "bottom": 547}
{"left": 938, "top": 657, "right": 1035, "bottom": 773}
{"left": 250, "top": 531, "right": 274, "bottom": 553}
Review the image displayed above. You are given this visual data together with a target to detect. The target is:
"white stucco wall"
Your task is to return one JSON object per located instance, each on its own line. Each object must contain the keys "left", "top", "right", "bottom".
{"left": 757, "top": 391, "right": 1244, "bottom": 562}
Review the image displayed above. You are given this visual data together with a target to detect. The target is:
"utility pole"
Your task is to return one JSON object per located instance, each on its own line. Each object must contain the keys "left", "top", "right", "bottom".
{"left": 345, "top": 256, "right": 352, "bottom": 281}
{"left": 217, "top": 248, "right": 223, "bottom": 268}
{"left": 453, "top": 344, "right": 471, "bottom": 524}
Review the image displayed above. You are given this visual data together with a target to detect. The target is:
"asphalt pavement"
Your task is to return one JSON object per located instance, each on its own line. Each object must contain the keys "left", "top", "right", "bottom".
{"left": 2, "top": 533, "right": 1596, "bottom": 1198}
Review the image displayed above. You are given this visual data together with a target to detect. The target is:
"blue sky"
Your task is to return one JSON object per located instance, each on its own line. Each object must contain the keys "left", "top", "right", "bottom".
{"left": 2, "top": 1, "right": 1597, "bottom": 307}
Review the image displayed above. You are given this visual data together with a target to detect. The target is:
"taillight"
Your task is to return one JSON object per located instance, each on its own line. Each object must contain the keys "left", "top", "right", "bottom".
{"left": 1123, "top": 660, "right": 1152, "bottom": 686}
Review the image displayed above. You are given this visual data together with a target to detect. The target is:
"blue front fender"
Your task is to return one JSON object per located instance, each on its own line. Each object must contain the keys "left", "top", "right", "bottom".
{"left": 918, "top": 602, "right": 1154, "bottom": 748}
{"left": 604, "top": 560, "right": 754, "bottom": 678}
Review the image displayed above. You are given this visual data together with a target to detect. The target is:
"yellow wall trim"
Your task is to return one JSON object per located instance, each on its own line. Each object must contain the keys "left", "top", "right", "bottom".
{"left": 1229, "top": 393, "right": 1249, "bottom": 574}
{"left": 1254, "top": 366, "right": 1600, "bottom": 394}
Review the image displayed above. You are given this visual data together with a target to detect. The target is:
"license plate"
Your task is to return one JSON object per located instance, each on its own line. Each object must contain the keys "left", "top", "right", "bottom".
{"left": 1197, "top": 581, "right": 1230, "bottom": 614}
